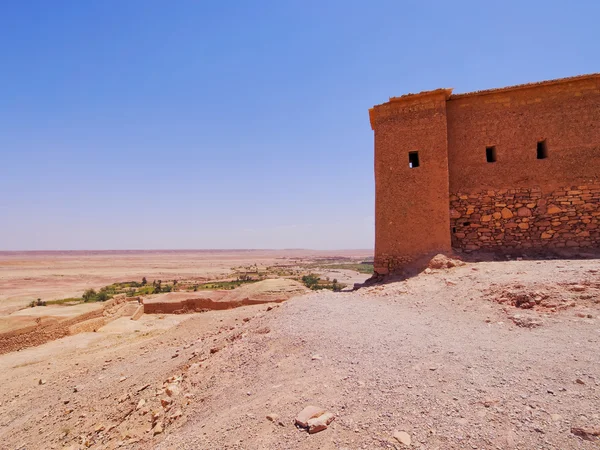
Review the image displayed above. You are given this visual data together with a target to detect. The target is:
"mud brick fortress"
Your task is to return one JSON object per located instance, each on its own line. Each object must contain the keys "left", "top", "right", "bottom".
{"left": 370, "top": 73, "right": 600, "bottom": 275}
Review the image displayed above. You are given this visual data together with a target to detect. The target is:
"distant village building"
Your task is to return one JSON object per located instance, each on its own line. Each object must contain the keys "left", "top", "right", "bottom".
{"left": 370, "top": 74, "right": 600, "bottom": 275}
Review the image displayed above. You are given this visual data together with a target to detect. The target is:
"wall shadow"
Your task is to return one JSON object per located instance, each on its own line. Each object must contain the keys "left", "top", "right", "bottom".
{"left": 355, "top": 248, "right": 600, "bottom": 289}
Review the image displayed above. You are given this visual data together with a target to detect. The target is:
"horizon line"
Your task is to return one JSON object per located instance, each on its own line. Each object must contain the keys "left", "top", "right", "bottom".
{"left": 0, "top": 248, "right": 375, "bottom": 254}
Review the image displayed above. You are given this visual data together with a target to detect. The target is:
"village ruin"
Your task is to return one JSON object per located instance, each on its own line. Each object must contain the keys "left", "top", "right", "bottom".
{"left": 370, "top": 73, "right": 600, "bottom": 275}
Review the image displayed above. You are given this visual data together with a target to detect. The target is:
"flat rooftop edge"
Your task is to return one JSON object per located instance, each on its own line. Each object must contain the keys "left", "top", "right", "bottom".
{"left": 450, "top": 72, "right": 600, "bottom": 100}
{"left": 373, "top": 73, "right": 600, "bottom": 109}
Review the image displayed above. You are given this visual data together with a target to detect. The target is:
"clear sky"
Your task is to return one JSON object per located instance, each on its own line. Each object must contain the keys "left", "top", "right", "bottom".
{"left": 1, "top": 0, "right": 598, "bottom": 251}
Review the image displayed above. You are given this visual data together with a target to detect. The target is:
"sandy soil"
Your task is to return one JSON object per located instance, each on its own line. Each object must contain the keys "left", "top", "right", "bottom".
{"left": 1, "top": 257, "right": 599, "bottom": 449}
{"left": 10, "top": 303, "right": 105, "bottom": 318}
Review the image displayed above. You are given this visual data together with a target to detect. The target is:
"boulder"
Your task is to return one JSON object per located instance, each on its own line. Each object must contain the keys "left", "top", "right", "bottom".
{"left": 427, "top": 254, "right": 464, "bottom": 270}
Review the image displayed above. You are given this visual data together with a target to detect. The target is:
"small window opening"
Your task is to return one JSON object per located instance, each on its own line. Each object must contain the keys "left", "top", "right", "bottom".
{"left": 537, "top": 139, "right": 548, "bottom": 159}
{"left": 486, "top": 146, "right": 497, "bottom": 163}
{"left": 452, "top": 227, "right": 456, "bottom": 233}
{"left": 463, "top": 221, "right": 471, "bottom": 227}
{"left": 408, "top": 151, "right": 420, "bottom": 168}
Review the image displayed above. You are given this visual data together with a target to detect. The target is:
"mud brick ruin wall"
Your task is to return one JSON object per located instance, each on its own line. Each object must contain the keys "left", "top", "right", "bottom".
{"left": 371, "top": 74, "right": 600, "bottom": 274}
{"left": 143, "top": 296, "right": 284, "bottom": 314}
{"left": 0, "top": 295, "right": 135, "bottom": 355}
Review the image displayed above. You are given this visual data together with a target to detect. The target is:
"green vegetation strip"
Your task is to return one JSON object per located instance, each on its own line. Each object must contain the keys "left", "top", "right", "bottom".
{"left": 303, "top": 262, "right": 374, "bottom": 274}
{"left": 188, "top": 279, "right": 258, "bottom": 291}
{"left": 30, "top": 278, "right": 178, "bottom": 307}
{"left": 300, "top": 274, "right": 346, "bottom": 292}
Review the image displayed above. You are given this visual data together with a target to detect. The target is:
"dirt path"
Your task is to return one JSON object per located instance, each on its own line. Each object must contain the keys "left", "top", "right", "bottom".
{"left": 1, "top": 258, "right": 599, "bottom": 449}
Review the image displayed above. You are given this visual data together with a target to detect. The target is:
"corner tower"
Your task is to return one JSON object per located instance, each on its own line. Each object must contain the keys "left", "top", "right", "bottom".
{"left": 370, "top": 89, "right": 452, "bottom": 275}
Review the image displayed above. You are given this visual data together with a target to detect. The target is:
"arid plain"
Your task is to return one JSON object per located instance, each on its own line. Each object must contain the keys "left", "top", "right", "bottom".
{"left": 0, "top": 250, "right": 370, "bottom": 314}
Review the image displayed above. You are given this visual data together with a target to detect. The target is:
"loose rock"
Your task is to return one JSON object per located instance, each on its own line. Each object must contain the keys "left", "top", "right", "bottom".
{"left": 393, "top": 431, "right": 411, "bottom": 446}
{"left": 152, "top": 421, "right": 163, "bottom": 436}
{"left": 307, "top": 412, "right": 335, "bottom": 434}
{"left": 166, "top": 384, "right": 180, "bottom": 397}
{"left": 295, "top": 405, "right": 326, "bottom": 428}
{"left": 571, "top": 426, "right": 600, "bottom": 441}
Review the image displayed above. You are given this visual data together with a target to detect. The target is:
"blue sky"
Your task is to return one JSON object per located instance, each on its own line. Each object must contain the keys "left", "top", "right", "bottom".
{"left": 1, "top": 0, "right": 598, "bottom": 250}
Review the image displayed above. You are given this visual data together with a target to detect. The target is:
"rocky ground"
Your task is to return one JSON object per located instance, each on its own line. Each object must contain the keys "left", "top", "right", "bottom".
{"left": 1, "top": 257, "right": 600, "bottom": 449}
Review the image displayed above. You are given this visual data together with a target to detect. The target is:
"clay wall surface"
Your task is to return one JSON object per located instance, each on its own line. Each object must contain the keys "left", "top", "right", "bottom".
{"left": 0, "top": 307, "right": 105, "bottom": 355}
{"left": 143, "top": 296, "right": 285, "bottom": 314}
{"left": 447, "top": 75, "right": 600, "bottom": 192}
{"left": 447, "top": 75, "right": 600, "bottom": 254}
{"left": 370, "top": 91, "right": 452, "bottom": 274}
{"left": 131, "top": 304, "right": 145, "bottom": 321}
{"left": 68, "top": 316, "right": 108, "bottom": 335}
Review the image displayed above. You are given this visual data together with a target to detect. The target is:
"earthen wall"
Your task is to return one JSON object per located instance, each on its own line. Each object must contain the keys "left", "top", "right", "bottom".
{"left": 371, "top": 91, "right": 452, "bottom": 274}
{"left": 143, "top": 296, "right": 285, "bottom": 314}
{"left": 447, "top": 76, "right": 600, "bottom": 192}
{"left": 0, "top": 296, "right": 136, "bottom": 355}
{"left": 447, "top": 76, "right": 600, "bottom": 254}
{"left": 371, "top": 74, "right": 600, "bottom": 274}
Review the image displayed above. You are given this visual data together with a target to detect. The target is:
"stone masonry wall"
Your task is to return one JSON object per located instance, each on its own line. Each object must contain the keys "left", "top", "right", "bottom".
{"left": 373, "top": 254, "right": 413, "bottom": 276}
{"left": 450, "top": 184, "right": 600, "bottom": 252}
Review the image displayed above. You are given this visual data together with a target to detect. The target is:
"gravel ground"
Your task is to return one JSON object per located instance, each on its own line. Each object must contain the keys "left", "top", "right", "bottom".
{"left": 1, "top": 258, "right": 599, "bottom": 449}
{"left": 160, "top": 258, "right": 600, "bottom": 450}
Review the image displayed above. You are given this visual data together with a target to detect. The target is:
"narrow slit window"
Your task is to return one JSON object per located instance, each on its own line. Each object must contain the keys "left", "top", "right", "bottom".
{"left": 537, "top": 139, "right": 548, "bottom": 159}
{"left": 408, "top": 151, "right": 420, "bottom": 168}
{"left": 486, "top": 146, "right": 497, "bottom": 163}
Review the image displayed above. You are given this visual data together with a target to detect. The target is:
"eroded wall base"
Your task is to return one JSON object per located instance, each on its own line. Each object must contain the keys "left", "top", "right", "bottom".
{"left": 0, "top": 296, "right": 139, "bottom": 355}
{"left": 374, "top": 255, "right": 413, "bottom": 275}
